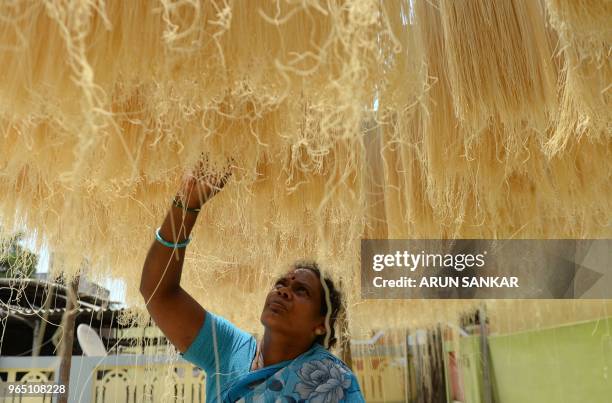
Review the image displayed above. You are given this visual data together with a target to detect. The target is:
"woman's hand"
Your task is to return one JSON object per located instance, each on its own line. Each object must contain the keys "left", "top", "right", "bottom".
{"left": 178, "top": 157, "right": 233, "bottom": 209}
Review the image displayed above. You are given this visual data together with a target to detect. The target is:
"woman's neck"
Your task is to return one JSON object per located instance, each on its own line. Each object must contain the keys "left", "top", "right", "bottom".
{"left": 261, "top": 330, "right": 312, "bottom": 367}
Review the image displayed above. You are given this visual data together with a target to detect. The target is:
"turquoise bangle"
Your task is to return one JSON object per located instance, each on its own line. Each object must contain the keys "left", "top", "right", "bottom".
{"left": 155, "top": 227, "right": 191, "bottom": 248}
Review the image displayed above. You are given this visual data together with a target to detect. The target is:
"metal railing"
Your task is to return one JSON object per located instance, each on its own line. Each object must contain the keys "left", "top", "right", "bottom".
{"left": 0, "top": 355, "right": 205, "bottom": 403}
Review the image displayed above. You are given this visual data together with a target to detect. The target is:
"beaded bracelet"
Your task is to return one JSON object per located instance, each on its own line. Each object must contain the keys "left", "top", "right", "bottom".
{"left": 172, "top": 197, "right": 201, "bottom": 214}
{"left": 155, "top": 227, "right": 191, "bottom": 248}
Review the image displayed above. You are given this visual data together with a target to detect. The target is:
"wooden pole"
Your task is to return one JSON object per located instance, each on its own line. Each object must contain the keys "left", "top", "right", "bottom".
{"left": 57, "top": 277, "right": 79, "bottom": 403}
{"left": 33, "top": 282, "right": 55, "bottom": 356}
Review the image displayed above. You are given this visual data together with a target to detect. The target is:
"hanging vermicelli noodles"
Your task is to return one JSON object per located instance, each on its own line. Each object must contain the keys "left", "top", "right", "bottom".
{"left": 0, "top": 0, "right": 610, "bottom": 383}
{"left": 0, "top": 0, "right": 378, "bottom": 272}
{"left": 545, "top": 0, "right": 611, "bottom": 153}
{"left": 438, "top": 0, "right": 557, "bottom": 135}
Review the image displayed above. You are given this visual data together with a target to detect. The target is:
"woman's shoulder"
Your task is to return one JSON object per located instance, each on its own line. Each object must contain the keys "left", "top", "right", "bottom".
{"left": 182, "top": 311, "right": 257, "bottom": 375}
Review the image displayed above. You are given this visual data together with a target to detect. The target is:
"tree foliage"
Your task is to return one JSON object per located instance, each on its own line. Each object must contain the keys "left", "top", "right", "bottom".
{"left": 0, "top": 232, "right": 38, "bottom": 279}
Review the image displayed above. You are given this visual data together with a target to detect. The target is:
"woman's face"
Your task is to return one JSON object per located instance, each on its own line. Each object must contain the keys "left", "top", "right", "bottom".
{"left": 260, "top": 268, "right": 326, "bottom": 342}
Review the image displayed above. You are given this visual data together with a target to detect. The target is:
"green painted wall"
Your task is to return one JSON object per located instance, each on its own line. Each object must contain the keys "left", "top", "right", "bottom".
{"left": 457, "top": 317, "right": 612, "bottom": 403}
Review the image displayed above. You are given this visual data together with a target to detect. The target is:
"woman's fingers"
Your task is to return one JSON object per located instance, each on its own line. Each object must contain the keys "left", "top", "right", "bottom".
{"left": 178, "top": 154, "right": 235, "bottom": 207}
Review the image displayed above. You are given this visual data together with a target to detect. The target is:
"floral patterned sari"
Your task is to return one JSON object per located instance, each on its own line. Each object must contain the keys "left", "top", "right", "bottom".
{"left": 225, "top": 343, "right": 364, "bottom": 402}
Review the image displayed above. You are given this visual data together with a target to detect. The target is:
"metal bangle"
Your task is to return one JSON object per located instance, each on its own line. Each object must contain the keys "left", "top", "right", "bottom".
{"left": 155, "top": 227, "right": 191, "bottom": 248}
{"left": 172, "top": 198, "right": 201, "bottom": 214}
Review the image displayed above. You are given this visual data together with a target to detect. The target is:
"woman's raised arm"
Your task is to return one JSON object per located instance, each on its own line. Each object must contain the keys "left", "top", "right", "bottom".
{"left": 139, "top": 168, "right": 230, "bottom": 352}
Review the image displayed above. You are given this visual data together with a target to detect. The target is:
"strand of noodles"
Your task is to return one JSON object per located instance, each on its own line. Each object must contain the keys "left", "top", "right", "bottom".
{"left": 42, "top": 0, "right": 115, "bottom": 184}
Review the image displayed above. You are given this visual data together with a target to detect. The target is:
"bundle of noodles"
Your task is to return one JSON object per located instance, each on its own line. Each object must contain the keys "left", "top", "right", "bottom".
{"left": 437, "top": 0, "right": 557, "bottom": 136}
{"left": 545, "top": 0, "right": 611, "bottom": 152}
{"left": 375, "top": 0, "right": 611, "bottom": 240}
{"left": 0, "top": 0, "right": 382, "bottom": 182}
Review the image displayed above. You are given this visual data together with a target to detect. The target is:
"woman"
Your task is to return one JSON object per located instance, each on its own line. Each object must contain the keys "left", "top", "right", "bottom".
{"left": 139, "top": 168, "right": 364, "bottom": 402}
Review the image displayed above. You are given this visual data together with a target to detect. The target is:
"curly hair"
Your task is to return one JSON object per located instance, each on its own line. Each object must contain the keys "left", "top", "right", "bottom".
{"left": 291, "top": 260, "right": 343, "bottom": 349}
